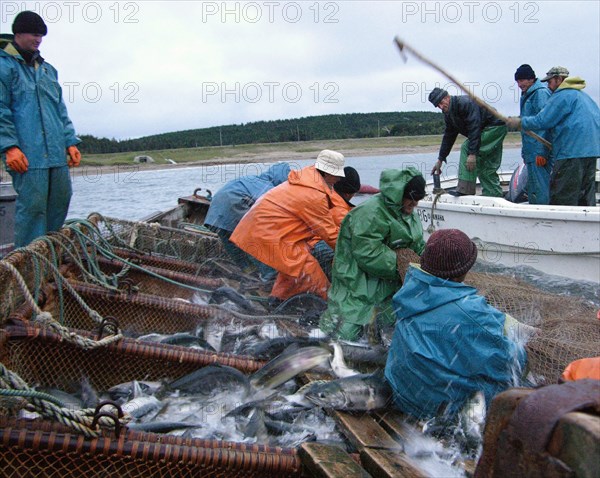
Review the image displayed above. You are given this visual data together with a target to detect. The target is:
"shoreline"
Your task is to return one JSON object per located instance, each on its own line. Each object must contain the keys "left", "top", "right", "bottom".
{"left": 68, "top": 142, "right": 521, "bottom": 178}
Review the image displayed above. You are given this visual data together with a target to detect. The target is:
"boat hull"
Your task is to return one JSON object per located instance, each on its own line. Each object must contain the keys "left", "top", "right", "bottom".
{"left": 416, "top": 193, "right": 600, "bottom": 283}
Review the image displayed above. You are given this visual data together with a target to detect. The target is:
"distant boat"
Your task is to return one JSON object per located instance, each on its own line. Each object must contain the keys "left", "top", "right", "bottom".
{"left": 415, "top": 172, "right": 600, "bottom": 284}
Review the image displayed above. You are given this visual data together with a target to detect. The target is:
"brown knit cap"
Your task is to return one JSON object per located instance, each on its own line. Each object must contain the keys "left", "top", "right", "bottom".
{"left": 421, "top": 229, "right": 477, "bottom": 279}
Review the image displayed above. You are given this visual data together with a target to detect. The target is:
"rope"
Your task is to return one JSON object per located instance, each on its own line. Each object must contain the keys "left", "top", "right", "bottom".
{"left": 0, "top": 364, "right": 126, "bottom": 438}
{"left": 0, "top": 388, "right": 66, "bottom": 408}
{"left": 0, "top": 262, "right": 122, "bottom": 350}
{"left": 427, "top": 190, "right": 445, "bottom": 234}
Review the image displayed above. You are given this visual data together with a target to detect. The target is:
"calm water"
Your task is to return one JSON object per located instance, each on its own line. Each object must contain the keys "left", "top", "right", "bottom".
{"left": 66, "top": 148, "right": 599, "bottom": 305}
{"left": 67, "top": 149, "right": 523, "bottom": 220}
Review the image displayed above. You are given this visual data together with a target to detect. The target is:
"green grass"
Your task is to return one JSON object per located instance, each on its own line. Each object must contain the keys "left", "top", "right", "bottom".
{"left": 80, "top": 133, "right": 522, "bottom": 167}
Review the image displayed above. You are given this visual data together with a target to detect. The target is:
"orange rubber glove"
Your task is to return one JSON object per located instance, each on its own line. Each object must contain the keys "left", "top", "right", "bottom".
{"left": 535, "top": 156, "right": 547, "bottom": 167}
{"left": 5, "top": 147, "right": 29, "bottom": 173}
{"left": 560, "top": 357, "right": 600, "bottom": 382}
{"left": 67, "top": 145, "right": 81, "bottom": 167}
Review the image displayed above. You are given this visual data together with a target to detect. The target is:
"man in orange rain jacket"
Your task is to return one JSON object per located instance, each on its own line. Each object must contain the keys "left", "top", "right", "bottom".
{"left": 230, "top": 150, "right": 345, "bottom": 302}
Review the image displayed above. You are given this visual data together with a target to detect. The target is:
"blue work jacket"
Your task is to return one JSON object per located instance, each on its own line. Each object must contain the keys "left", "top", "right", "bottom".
{"left": 520, "top": 79, "right": 551, "bottom": 162}
{"left": 522, "top": 78, "right": 600, "bottom": 161}
{"left": 0, "top": 37, "right": 79, "bottom": 169}
{"left": 384, "top": 266, "right": 525, "bottom": 419}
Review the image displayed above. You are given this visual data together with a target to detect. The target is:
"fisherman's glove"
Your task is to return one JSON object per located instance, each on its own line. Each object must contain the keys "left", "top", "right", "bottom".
{"left": 535, "top": 155, "right": 547, "bottom": 167}
{"left": 396, "top": 248, "right": 421, "bottom": 283}
{"left": 5, "top": 147, "right": 28, "bottom": 173}
{"left": 466, "top": 154, "right": 477, "bottom": 172}
{"left": 505, "top": 117, "right": 522, "bottom": 130}
{"left": 67, "top": 146, "right": 82, "bottom": 167}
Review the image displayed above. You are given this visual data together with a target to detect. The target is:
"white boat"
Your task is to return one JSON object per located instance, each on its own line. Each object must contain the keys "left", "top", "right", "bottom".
{"left": 416, "top": 172, "right": 600, "bottom": 284}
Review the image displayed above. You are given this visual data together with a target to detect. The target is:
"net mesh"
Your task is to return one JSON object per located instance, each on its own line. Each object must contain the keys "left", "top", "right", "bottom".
{"left": 0, "top": 324, "right": 301, "bottom": 477}
{"left": 1, "top": 217, "right": 599, "bottom": 400}
{"left": 0, "top": 418, "right": 301, "bottom": 478}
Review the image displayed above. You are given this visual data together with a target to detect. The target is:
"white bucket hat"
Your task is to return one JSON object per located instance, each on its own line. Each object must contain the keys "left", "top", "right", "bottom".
{"left": 314, "top": 150, "right": 345, "bottom": 177}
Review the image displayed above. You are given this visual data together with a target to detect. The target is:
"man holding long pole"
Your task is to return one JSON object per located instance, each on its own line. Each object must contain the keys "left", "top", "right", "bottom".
{"left": 429, "top": 88, "right": 507, "bottom": 197}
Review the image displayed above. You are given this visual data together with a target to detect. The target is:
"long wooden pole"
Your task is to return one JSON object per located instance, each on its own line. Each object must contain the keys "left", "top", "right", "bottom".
{"left": 394, "top": 37, "right": 552, "bottom": 150}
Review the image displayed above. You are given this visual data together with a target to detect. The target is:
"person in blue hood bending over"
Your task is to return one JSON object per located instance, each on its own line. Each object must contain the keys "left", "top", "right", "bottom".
{"left": 385, "top": 229, "right": 526, "bottom": 420}
{"left": 204, "top": 162, "right": 291, "bottom": 279}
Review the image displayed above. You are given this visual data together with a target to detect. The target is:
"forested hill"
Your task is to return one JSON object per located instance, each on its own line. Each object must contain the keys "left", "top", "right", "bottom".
{"left": 79, "top": 111, "right": 444, "bottom": 154}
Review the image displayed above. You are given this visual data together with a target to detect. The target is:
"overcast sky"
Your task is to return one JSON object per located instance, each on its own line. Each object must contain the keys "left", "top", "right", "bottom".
{"left": 1, "top": 1, "right": 598, "bottom": 140}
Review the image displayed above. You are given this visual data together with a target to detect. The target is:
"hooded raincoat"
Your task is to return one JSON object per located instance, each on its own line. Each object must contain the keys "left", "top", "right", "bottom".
{"left": 522, "top": 77, "right": 600, "bottom": 161}
{"left": 384, "top": 265, "right": 526, "bottom": 419}
{"left": 319, "top": 168, "right": 425, "bottom": 340}
{"left": 519, "top": 79, "right": 552, "bottom": 204}
{"left": 0, "top": 35, "right": 80, "bottom": 247}
{"left": 230, "top": 165, "right": 339, "bottom": 299}
{"left": 522, "top": 77, "right": 600, "bottom": 206}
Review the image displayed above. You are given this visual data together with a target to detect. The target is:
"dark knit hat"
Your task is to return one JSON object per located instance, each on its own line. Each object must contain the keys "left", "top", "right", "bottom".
{"left": 12, "top": 11, "right": 47, "bottom": 35}
{"left": 403, "top": 174, "right": 426, "bottom": 201}
{"left": 334, "top": 166, "right": 361, "bottom": 194}
{"left": 421, "top": 229, "right": 477, "bottom": 279}
{"left": 514, "top": 64, "right": 536, "bottom": 81}
{"left": 428, "top": 87, "right": 448, "bottom": 107}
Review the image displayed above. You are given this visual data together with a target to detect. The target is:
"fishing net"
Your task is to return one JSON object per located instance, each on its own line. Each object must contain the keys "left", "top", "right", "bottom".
{"left": 464, "top": 271, "right": 599, "bottom": 385}
{"left": 1, "top": 217, "right": 598, "bottom": 391}
{"left": 87, "top": 213, "right": 226, "bottom": 266}
{"left": 0, "top": 322, "right": 302, "bottom": 477}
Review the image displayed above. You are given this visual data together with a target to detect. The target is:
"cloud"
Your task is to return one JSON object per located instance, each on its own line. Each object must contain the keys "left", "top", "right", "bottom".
{"left": 1, "top": 1, "right": 597, "bottom": 139}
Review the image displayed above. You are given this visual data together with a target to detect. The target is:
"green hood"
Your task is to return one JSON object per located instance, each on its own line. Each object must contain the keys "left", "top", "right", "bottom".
{"left": 379, "top": 167, "right": 424, "bottom": 216}
{"left": 557, "top": 76, "right": 586, "bottom": 91}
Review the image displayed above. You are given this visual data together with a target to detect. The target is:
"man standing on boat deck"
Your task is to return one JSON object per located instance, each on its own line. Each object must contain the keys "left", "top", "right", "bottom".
{"left": 230, "top": 150, "right": 345, "bottom": 302}
{"left": 513, "top": 64, "right": 553, "bottom": 204}
{"left": 429, "top": 88, "right": 507, "bottom": 197}
{"left": 0, "top": 11, "right": 81, "bottom": 248}
{"left": 506, "top": 66, "right": 600, "bottom": 207}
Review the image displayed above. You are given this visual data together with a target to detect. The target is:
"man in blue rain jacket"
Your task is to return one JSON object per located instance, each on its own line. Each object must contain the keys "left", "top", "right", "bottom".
{"left": 204, "top": 162, "right": 291, "bottom": 277}
{"left": 385, "top": 229, "right": 526, "bottom": 419}
{"left": 514, "top": 64, "right": 552, "bottom": 204}
{"left": 507, "top": 66, "right": 600, "bottom": 206}
{"left": 0, "top": 11, "right": 81, "bottom": 247}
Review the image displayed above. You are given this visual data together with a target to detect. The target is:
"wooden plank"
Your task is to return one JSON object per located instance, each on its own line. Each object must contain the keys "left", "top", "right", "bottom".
{"left": 548, "top": 411, "right": 600, "bottom": 478}
{"left": 331, "top": 410, "right": 402, "bottom": 451}
{"left": 374, "top": 409, "right": 416, "bottom": 442}
{"left": 360, "top": 448, "right": 426, "bottom": 478}
{"left": 299, "top": 442, "right": 372, "bottom": 478}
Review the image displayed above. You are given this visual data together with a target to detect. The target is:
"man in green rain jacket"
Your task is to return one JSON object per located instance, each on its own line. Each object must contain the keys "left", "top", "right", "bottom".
{"left": 319, "top": 168, "right": 426, "bottom": 341}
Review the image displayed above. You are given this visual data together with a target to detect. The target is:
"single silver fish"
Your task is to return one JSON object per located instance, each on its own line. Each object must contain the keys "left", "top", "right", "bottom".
{"left": 329, "top": 342, "right": 359, "bottom": 378}
{"left": 304, "top": 373, "right": 393, "bottom": 411}
{"left": 122, "top": 395, "right": 162, "bottom": 420}
{"left": 458, "top": 391, "right": 486, "bottom": 444}
{"left": 250, "top": 346, "right": 331, "bottom": 390}
{"left": 168, "top": 363, "right": 251, "bottom": 397}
